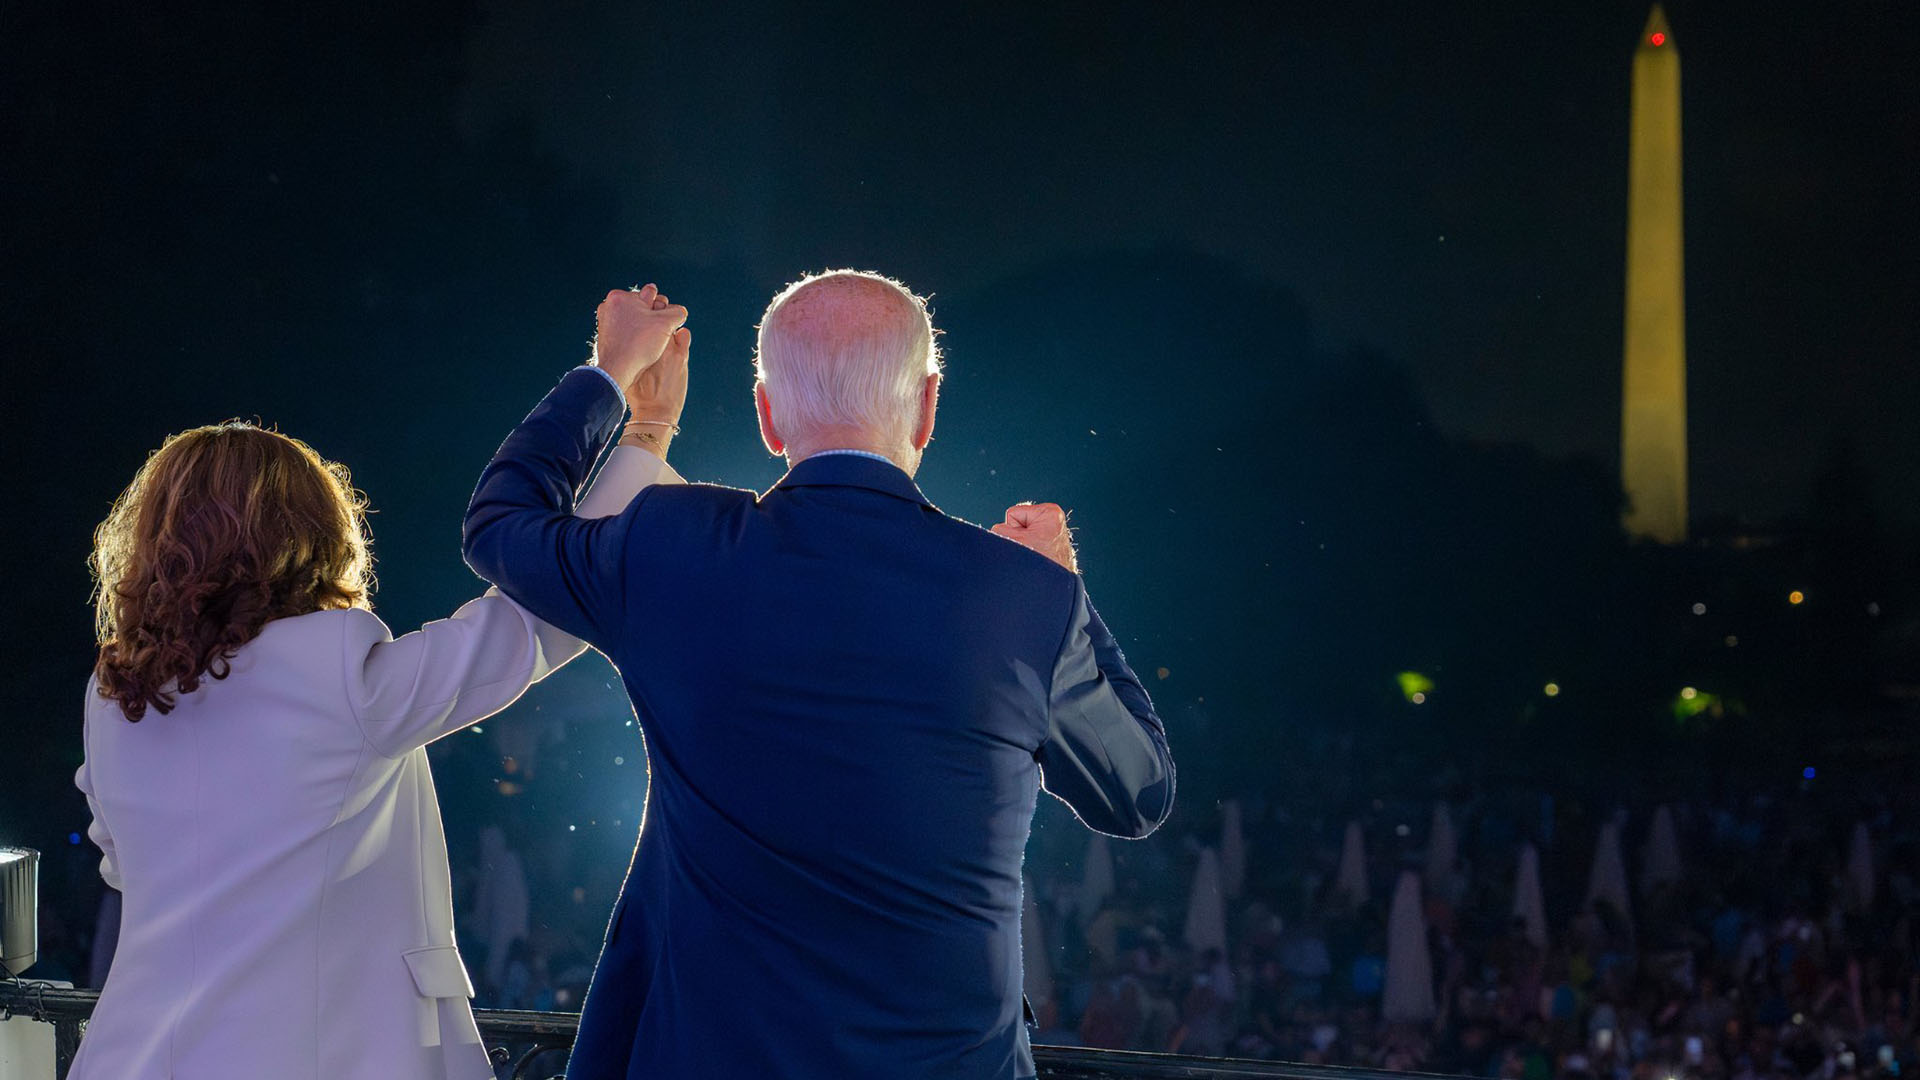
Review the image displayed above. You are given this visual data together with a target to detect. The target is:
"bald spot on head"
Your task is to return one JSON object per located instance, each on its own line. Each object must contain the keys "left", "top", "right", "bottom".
{"left": 763, "top": 272, "right": 923, "bottom": 353}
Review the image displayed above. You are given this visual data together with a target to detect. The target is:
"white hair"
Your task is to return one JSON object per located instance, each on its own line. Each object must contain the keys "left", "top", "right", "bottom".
{"left": 754, "top": 269, "right": 941, "bottom": 447}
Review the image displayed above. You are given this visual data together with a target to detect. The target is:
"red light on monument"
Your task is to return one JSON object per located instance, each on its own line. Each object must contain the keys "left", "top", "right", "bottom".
{"left": 1649, "top": 32, "right": 1666, "bottom": 46}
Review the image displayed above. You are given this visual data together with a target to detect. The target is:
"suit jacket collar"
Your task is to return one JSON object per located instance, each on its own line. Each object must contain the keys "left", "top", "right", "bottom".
{"left": 770, "top": 453, "right": 935, "bottom": 509}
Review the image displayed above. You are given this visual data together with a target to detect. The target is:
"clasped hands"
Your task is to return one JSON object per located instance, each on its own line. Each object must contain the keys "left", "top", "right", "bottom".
{"left": 595, "top": 284, "right": 691, "bottom": 457}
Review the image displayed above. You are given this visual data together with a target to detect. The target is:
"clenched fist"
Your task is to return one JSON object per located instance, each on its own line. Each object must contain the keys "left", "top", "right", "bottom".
{"left": 991, "top": 502, "right": 1078, "bottom": 573}
{"left": 593, "top": 283, "right": 689, "bottom": 391}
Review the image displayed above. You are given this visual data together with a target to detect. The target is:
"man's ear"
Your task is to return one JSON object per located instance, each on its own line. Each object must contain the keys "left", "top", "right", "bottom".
{"left": 910, "top": 373, "right": 940, "bottom": 451}
{"left": 755, "top": 381, "right": 785, "bottom": 457}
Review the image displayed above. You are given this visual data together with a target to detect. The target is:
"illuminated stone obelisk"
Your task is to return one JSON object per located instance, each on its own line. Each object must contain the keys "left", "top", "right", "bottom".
{"left": 1621, "top": 5, "right": 1688, "bottom": 542}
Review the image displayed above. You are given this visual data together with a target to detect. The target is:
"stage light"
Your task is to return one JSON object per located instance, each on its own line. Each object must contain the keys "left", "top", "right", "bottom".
{"left": 1650, "top": 32, "right": 1666, "bottom": 46}
{"left": 1803, "top": 766, "right": 1816, "bottom": 780}
{"left": 1680, "top": 687, "right": 1698, "bottom": 700}
{"left": 1691, "top": 602, "right": 1706, "bottom": 615}
{"left": 1, "top": 847, "right": 38, "bottom": 976}
{"left": 1544, "top": 682, "right": 1561, "bottom": 697}
{"left": 1788, "top": 590, "right": 1805, "bottom": 605}
{"left": 1410, "top": 692, "right": 1427, "bottom": 705}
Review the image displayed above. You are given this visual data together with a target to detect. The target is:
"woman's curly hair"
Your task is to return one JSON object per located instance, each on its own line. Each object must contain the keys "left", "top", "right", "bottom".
{"left": 91, "top": 422, "right": 375, "bottom": 720}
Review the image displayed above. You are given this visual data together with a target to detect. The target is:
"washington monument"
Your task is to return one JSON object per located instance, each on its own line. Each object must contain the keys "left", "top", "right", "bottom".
{"left": 1621, "top": 4, "right": 1688, "bottom": 543}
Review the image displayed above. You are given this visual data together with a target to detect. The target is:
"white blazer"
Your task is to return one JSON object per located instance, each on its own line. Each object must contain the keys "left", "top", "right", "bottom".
{"left": 70, "top": 445, "right": 680, "bottom": 1080}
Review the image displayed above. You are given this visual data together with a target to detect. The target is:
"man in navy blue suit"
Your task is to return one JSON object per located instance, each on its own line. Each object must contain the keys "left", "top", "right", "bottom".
{"left": 464, "top": 271, "right": 1174, "bottom": 1079}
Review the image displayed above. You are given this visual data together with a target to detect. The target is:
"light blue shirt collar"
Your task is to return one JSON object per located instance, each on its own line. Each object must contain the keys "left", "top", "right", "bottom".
{"left": 805, "top": 448, "right": 897, "bottom": 466}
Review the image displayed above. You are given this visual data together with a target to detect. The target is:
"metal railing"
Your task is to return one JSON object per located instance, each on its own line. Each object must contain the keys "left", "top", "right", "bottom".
{"left": 1, "top": 980, "right": 1462, "bottom": 1080}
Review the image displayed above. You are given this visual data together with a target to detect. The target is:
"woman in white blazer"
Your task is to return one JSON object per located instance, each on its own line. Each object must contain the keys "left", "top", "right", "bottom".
{"left": 70, "top": 287, "right": 692, "bottom": 1079}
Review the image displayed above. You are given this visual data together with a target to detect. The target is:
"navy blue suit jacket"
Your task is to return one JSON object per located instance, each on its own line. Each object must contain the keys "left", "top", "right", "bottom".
{"left": 464, "top": 369, "right": 1175, "bottom": 1079}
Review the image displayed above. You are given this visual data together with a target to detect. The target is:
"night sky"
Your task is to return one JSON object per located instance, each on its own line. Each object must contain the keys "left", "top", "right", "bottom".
{"left": 3, "top": 2, "right": 1915, "bottom": 876}
{"left": 442, "top": 0, "right": 1918, "bottom": 519}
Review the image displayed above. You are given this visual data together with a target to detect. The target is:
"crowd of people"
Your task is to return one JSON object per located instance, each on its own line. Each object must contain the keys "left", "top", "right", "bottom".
{"left": 1013, "top": 782, "right": 1918, "bottom": 1080}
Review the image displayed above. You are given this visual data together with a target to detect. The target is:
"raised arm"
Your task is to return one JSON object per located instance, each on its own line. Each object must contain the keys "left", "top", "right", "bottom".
{"left": 463, "top": 286, "right": 689, "bottom": 642}
{"left": 351, "top": 443, "right": 682, "bottom": 757}
{"left": 993, "top": 502, "right": 1176, "bottom": 838}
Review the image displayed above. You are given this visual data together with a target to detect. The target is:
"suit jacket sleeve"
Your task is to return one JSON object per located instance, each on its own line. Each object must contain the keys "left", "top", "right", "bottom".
{"left": 1037, "top": 579, "right": 1176, "bottom": 838}
{"left": 463, "top": 367, "right": 649, "bottom": 644}
{"left": 75, "top": 682, "right": 123, "bottom": 891}
{"left": 349, "top": 443, "right": 682, "bottom": 758}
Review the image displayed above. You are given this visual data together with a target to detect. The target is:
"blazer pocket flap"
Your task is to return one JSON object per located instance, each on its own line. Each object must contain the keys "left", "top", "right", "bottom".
{"left": 402, "top": 945, "right": 475, "bottom": 999}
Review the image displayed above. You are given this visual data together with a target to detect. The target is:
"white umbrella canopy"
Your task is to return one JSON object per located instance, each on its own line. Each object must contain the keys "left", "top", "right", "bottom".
{"left": 1424, "top": 802, "right": 1458, "bottom": 898}
{"left": 1184, "top": 847, "right": 1229, "bottom": 956}
{"left": 1221, "top": 800, "right": 1248, "bottom": 900}
{"left": 1334, "top": 819, "right": 1369, "bottom": 907}
{"left": 1081, "top": 833, "right": 1115, "bottom": 924}
{"left": 1022, "top": 876, "right": 1054, "bottom": 1011}
{"left": 1847, "top": 822, "right": 1875, "bottom": 911}
{"left": 1641, "top": 805, "right": 1683, "bottom": 896}
{"left": 1382, "top": 869, "right": 1436, "bottom": 1022}
{"left": 1513, "top": 842, "right": 1548, "bottom": 950}
{"left": 475, "top": 826, "right": 531, "bottom": 992}
{"left": 1584, "top": 820, "right": 1633, "bottom": 928}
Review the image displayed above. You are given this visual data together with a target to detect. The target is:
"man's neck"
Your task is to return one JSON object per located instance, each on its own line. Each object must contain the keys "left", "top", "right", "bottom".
{"left": 787, "top": 434, "right": 919, "bottom": 476}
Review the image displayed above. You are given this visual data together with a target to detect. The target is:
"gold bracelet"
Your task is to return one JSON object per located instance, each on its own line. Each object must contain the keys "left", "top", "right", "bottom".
{"left": 624, "top": 419, "right": 681, "bottom": 435}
